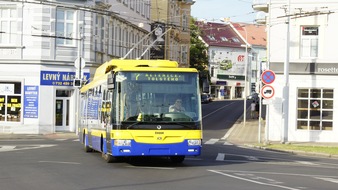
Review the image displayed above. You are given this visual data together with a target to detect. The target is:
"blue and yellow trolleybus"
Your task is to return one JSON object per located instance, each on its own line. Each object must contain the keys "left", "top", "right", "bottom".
{"left": 78, "top": 59, "right": 202, "bottom": 163}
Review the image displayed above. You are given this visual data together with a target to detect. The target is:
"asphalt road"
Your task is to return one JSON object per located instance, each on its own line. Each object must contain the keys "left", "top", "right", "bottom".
{"left": 1, "top": 100, "right": 338, "bottom": 190}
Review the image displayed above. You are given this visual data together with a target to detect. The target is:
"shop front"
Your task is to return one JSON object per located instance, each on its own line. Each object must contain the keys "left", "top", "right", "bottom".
{"left": 0, "top": 64, "right": 89, "bottom": 134}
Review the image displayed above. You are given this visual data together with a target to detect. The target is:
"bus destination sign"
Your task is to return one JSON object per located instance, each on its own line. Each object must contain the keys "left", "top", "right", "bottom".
{"left": 132, "top": 73, "right": 185, "bottom": 82}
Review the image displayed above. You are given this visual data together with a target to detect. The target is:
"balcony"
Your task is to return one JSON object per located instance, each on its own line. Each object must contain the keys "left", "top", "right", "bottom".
{"left": 252, "top": 0, "right": 268, "bottom": 12}
{"left": 255, "top": 11, "right": 266, "bottom": 24}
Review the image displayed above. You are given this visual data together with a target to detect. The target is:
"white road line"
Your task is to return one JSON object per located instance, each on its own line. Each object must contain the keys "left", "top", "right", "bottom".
{"left": 203, "top": 102, "right": 236, "bottom": 119}
{"left": 295, "top": 161, "right": 318, "bottom": 166}
{"left": 38, "top": 161, "right": 81, "bottom": 165}
{"left": 223, "top": 141, "right": 233, "bottom": 145}
{"left": 244, "top": 156, "right": 259, "bottom": 161}
{"left": 204, "top": 138, "right": 219, "bottom": 144}
{"left": 126, "top": 166, "right": 175, "bottom": 170}
{"left": 208, "top": 170, "right": 302, "bottom": 190}
{"left": 0, "top": 146, "right": 16, "bottom": 152}
{"left": 314, "top": 177, "right": 338, "bottom": 184}
{"left": 216, "top": 153, "right": 225, "bottom": 161}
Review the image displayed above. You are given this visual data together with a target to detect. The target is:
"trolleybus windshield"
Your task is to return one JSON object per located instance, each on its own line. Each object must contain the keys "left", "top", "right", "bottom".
{"left": 117, "top": 71, "right": 201, "bottom": 130}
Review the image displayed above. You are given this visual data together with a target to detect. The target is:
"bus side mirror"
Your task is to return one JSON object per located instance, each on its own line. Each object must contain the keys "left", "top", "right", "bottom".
{"left": 107, "top": 72, "right": 115, "bottom": 90}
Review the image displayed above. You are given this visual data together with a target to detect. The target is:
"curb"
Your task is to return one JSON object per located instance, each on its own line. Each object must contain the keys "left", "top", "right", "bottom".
{"left": 243, "top": 144, "right": 338, "bottom": 160}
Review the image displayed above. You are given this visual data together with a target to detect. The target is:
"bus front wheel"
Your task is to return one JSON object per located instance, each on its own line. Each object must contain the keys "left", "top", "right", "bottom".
{"left": 102, "top": 152, "right": 118, "bottom": 163}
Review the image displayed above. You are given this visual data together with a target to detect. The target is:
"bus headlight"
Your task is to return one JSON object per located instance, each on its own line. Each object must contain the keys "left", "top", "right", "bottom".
{"left": 188, "top": 139, "right": 201, "bottom": 146}
{"left": 114, "top": 140, "right": 131, "bottom": 146}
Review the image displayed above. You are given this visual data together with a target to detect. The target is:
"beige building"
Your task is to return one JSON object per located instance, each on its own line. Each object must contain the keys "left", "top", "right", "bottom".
{"left": 150, "top": 0, "right": 195, "bottom": 67}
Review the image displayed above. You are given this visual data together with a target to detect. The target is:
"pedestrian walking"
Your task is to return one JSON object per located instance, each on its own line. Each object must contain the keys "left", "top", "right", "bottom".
{"left": 251, "top": 101, "right": 256, "bottom": 119}
{"left": 255, "top": 101, "right": 260, "bottom": 119}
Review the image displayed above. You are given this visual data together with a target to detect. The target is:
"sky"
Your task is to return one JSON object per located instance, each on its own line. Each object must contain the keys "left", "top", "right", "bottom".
{"left": 191, "top": 0, "right": 257, "bottom": 23}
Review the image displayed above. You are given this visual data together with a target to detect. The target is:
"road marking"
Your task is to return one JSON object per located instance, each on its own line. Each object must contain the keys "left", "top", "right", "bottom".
{"left": 204, "top": 138, "right": 219, "bottom": 144}
{"left": 295, "top": 161, "right": 318, "bottom": 166}
{"left": 126, "top": 166, "right": 175, "bottom": 170}
{"left": 38, "top": 161, "right": 81, "bottom": 165}
{"left": 223, "top": 141, "right": 233, "bottom": 145}
{"left": 244, "top": 156, "right": 259, "bottom": 161}
{"left": 314, "top": 177, "right": 338, "bottom": 184}
{"left": 0, "top": 146, "right": 16, "bottom": 152}
{"left": 216, "top": 153, "right": 225, "bottom": 161}
{"left": 209, "top": 170, "right": 302, "bottom": 190}
{"left": 202, "top": 102, "right": 236, "bottom": 119}
{"left": 0, "top": 145, "right": 57, "bottom": 152}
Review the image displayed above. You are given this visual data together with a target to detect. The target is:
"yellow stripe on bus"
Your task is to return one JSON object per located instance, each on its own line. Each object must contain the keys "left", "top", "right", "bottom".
{"left": 110, "top": 130, "right": 202, "bottom": 144}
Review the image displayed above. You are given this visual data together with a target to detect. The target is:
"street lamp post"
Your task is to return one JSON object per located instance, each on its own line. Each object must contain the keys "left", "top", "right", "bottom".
{"left": 218, "top": 19, "right": 249, "bottom": 125}
{"left": 242, "top": 26, "right": 248, "bottom": 126}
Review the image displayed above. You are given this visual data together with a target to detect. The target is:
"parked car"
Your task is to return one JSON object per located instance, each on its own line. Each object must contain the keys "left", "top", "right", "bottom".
{"left": 207, "top": 94, "right": 213, "bottom": 102}
{"left": 201, "top": 93, "right": 209, "bottom": 103}
{"left": 247, "top": 92, "right": 259, "bottom": 102}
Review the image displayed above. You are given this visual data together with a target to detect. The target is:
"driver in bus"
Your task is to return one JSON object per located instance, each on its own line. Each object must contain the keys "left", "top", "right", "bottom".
{"left": 169, "top": 99, "right": 185, "bottom": 112}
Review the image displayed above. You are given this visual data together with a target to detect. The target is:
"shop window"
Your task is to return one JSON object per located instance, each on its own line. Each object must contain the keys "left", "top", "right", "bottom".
{"left": 0, "top": 82, "right": 22, "bottom": 122}
{"left": 296, "top": 88, "right": 333, "bottom": 130}
{"left": 7, "top": 95, "right": 21, "bottom": 122}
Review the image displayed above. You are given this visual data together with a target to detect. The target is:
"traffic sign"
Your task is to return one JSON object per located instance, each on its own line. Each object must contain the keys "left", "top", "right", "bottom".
{"left": 261, "top": 85, "right": 275, "bottom": 99}
{"left": 74, "top": 57, "right": 86, "bottom": 69}
{"left": 261, "top": 70, "right": 275, "bottom": 85}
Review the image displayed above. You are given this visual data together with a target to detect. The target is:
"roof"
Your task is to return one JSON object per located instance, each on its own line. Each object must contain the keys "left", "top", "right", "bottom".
{"left": 196, "top": 21, "right": 267, "bottom": 48}
{"left": 232, "top": 22, "right": 267, "bottom": 47}
{"left": 196, "top": 21, "right": 245, "bottom": 48}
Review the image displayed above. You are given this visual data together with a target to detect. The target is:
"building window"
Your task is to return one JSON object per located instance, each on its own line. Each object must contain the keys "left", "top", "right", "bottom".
{"left": 0, "top": 6, "right": 17, "bottom": 45}
{"left": 300, "top": 26, "right": 318, "bottom": 58}
{"left": 297, "top": 88, "right": 333, "bottom": 130}
{"left": 0, "top": 82, "right": 22, "bottom": 123}
{"left": 56, "top": 9, "right": 75, "bottom": 46}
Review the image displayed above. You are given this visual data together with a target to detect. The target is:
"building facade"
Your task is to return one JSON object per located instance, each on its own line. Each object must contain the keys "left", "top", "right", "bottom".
{"left": 253, "top": 0, "right": 338, "bottom": 142}
{"left": 150, "top": 0, "right": 194, "bottom": 67}
{"left": 197, "top": 21, "right": 266, "bottom": 100}
{"left": 0, "top": 0, "right": 151, "bottom": 134}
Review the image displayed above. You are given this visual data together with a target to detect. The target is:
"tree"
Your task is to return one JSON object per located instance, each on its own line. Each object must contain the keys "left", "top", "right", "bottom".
{"left": 189, "top": 17, "right": 209, "bottom": 92}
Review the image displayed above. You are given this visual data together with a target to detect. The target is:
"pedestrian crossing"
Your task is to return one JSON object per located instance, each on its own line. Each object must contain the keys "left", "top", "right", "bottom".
{"left": 204, "top": 138, "right": 233, "bottom": 146}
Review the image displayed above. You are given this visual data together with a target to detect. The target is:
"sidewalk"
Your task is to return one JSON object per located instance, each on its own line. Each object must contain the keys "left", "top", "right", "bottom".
{"left": 0, "top": 132, "right": 78, "bottom": 139}
{"left": 225, "top": 116, "right": 265, "bottom": 145}
{"left": 225, "top": 108, "right": 338, "bottom": 159}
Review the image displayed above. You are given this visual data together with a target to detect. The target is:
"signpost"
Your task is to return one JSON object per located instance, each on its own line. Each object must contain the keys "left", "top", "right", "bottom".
{"left": 260, "top": 69, "right": 276, "bottom": 144}
{"left": 74, "top": 57, "right": 86, "bottom": 87}
{"left": 261, "top": 85, "right": 275, "bottom": 99}
{"left": 261, "top": 69, "right": 275, "bottom": 85}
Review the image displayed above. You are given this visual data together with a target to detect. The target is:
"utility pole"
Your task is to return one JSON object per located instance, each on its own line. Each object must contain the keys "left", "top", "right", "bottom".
{"left": 282, "top": 0, "right": 290, "bottom": 143}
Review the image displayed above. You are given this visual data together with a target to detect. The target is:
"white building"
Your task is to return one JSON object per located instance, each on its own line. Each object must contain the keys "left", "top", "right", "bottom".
{"left": 0, "top": 0, "right": 151, "bottom": 134}
{"left": 253, "top": 0, "right": 338, "bottom": 142}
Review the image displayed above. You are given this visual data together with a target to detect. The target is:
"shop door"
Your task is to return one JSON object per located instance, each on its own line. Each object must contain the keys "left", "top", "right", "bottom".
{"left": 55, "top": 98, "right": 70, "bottom": 128}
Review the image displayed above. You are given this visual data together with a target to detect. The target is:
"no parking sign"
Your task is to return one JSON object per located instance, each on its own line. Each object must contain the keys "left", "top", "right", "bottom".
{"left": 261, "top": 70, "right": 275, "bottom": 85}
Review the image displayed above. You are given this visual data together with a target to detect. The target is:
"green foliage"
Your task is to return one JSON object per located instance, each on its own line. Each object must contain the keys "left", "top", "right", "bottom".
{"left": 189, "top": 17, "right": 209, "bottom": 88}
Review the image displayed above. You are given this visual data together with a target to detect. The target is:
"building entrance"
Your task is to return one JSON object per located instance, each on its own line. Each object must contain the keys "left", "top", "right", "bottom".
{"left": 55, "top": 90, "right": 71, "bottom": 131}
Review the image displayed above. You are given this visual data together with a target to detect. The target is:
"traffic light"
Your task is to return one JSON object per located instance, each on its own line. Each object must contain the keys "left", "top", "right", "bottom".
{"left": 73, "top": 79, "right": 82, "bottom": 87}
